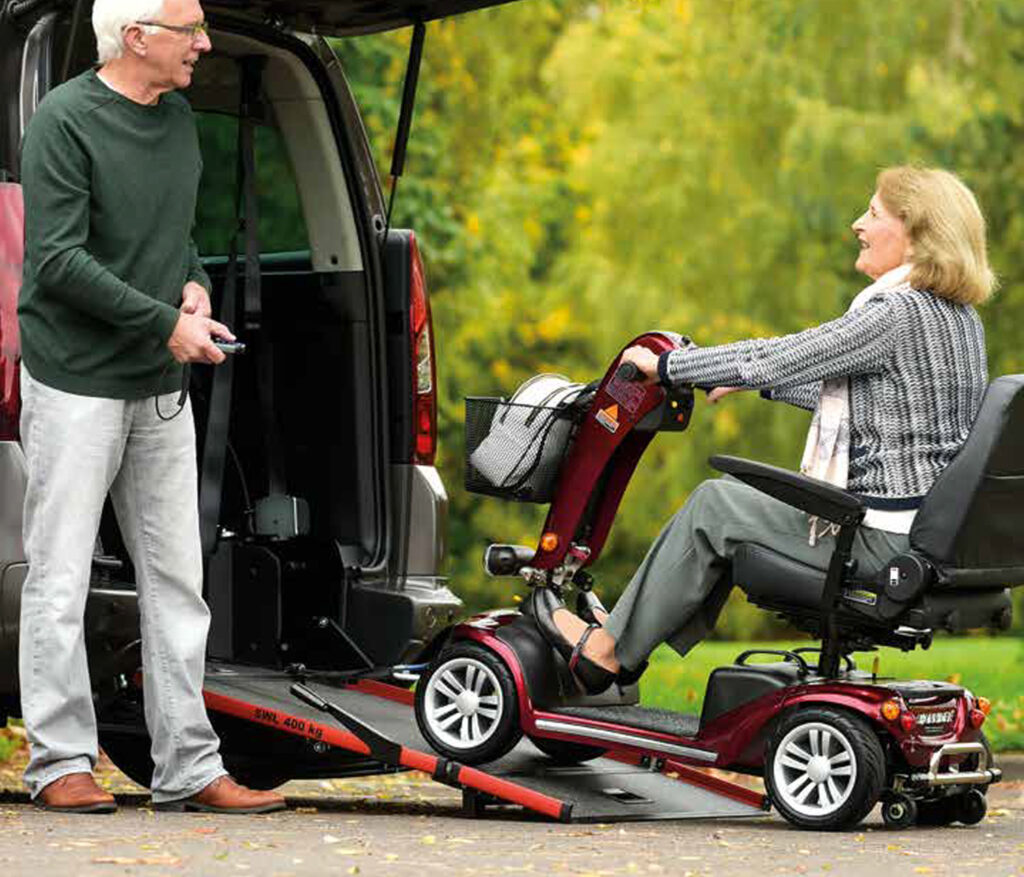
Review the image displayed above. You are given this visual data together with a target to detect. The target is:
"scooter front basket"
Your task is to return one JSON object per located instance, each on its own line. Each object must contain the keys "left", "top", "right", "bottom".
{"left": 464, "top": 395, "right": 584, "bottom": 503}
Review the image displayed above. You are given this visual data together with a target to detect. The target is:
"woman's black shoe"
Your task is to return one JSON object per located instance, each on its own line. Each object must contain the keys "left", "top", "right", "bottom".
{"left": 531, "top": 588, "right": 616, "bottom": 696}
{"left": 530, "top": 587, "right": 574, "bottom": 662}
{"left": 575, "top": 590, "right": 608, "bottom": 626}
{"left": 568, "top": 624, "right": 617, "bottom": 695}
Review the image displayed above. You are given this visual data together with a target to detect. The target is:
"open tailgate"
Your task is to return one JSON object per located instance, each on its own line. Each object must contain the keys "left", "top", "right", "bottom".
{"left": 204, "top": 0, "right": 523, "bottom": 36}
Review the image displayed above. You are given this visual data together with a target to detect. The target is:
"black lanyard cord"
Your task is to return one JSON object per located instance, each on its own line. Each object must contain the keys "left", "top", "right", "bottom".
{"left": 154, "top": 360, "right": 190, "bottom": 422}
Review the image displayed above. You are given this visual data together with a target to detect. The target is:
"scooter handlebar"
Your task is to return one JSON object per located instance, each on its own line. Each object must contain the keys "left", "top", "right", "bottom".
{"left": 615, "top": 359, "right": 712, "bottom": 394}
{"left": 615, "top": 362, "right": 643, "bottom": 382}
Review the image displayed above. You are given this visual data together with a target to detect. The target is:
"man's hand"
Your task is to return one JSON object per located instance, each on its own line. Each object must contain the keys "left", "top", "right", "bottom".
{"left": 707, "top": 386, "right": 746, "bottom": 404}
{"left": 168, "top": 312, "right": 235, "bottom": 364}
{"left": 181, "top": 281, "right": 212, "bottom": 318}
{"left": 619, "top": 345, "right": 661, "bottom": 385}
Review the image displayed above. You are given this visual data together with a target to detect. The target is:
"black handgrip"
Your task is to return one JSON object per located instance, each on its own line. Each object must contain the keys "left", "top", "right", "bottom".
{"left": 735, "top": 649, "right": 811, "bottom": 676}
{"left": 615, "top": 362, "right": 642, "bottom": 382}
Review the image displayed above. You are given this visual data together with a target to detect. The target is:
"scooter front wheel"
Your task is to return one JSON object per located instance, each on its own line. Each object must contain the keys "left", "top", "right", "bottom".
{"left": 765, "top": 707, "right": 885, "bottom": 830}
{"left": 414, "top": 641, "right": 522, "bottom": 765}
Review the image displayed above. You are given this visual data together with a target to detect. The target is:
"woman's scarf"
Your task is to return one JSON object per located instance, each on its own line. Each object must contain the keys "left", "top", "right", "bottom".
{"left": 800, "top": 263, "right": 913, "bottom": 544}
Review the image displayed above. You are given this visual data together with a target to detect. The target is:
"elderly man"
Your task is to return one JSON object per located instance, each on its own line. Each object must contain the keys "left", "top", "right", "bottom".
{"left": 17, "top": 0, "right": 285, "bottom": 813}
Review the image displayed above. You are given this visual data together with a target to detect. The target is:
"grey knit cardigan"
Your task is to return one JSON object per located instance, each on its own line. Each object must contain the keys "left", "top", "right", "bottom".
{"left": 659, "top": 287, "right": 988, "bottom": 507}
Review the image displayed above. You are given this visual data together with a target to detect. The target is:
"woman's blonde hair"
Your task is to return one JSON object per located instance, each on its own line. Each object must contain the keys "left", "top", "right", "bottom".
{"left": 877, "top": 166, "right": 996, "bottom": 305}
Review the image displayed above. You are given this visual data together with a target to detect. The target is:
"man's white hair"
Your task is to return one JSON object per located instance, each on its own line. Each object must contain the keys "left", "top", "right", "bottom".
{"left": 92, "top": 0, "right": 167, "bottom": 63}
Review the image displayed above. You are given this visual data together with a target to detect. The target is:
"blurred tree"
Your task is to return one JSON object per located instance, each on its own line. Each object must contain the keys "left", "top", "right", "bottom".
{"left": 334, "top": 0, "right": 1024, "bottom": 632}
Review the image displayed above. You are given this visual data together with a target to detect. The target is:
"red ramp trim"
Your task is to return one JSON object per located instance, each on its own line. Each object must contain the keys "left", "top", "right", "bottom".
{"left": 606, "top": 750, "right": 766, "bottom": 810}
{"left": 202, "top": 687, "right": 570, "bottom": 821}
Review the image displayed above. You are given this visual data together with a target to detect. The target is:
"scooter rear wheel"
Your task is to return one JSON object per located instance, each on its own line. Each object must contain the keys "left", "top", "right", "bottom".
{"left": 415, "top": 641, "right": 522, "bottom": 765}
{"left": 765, "top": 707, "right": 885, "bottom": 830}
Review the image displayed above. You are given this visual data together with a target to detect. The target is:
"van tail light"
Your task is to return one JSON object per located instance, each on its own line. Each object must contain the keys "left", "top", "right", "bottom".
{"left": 408, "top": 233, "right": 436, "bottom": 465}
{"left": 0, "top": 182, "right": 24, "bottom": 442}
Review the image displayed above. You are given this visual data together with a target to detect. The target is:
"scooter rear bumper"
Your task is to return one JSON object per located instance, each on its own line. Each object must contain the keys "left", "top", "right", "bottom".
{"left": 908, "top": 741, "right": 1002, "bottom": 788}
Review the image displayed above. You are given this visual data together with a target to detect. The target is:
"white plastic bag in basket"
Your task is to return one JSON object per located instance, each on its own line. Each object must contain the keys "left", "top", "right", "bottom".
{"left": 470, "top": 374, "right": 587, "bottom": 491}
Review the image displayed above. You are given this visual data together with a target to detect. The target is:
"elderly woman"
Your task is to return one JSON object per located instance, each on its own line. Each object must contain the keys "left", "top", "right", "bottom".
{"left": 539, "top": 165, "right": 995, "bottom": 694}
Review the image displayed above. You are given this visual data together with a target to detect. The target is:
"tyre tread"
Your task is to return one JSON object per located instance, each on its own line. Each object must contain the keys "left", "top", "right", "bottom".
{"left": 766, "top": 706, "right": 886, "bottom": 831}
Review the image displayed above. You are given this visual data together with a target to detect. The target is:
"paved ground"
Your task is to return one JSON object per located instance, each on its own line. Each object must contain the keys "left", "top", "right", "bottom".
{"left": 0, "top": 738, "right": 1021, "bottom": 876}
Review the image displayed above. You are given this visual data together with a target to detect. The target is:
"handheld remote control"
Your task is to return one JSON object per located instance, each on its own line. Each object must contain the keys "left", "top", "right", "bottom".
{"left": 214, "top": 340, "right": 246, "bottom": 354}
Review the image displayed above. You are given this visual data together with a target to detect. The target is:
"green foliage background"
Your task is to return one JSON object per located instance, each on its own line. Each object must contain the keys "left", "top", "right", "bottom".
{"left": 332, "top": 0, "right": 1024, "bottom": 635}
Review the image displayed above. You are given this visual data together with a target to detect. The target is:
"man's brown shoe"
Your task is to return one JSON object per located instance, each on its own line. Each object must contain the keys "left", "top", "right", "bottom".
{"left": 35, "top": 772, "right": 116, "bottom": 813}
{"left": 155, "top": 776, "right": 286, "bottom": 814}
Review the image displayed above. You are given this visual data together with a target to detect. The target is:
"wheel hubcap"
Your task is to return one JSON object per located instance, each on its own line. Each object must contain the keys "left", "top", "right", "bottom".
{"left": 424, "top": 657, "right": 504, "bottom": 750}
{"left": 773, "top": 722, "right": 858, "bottom": 817}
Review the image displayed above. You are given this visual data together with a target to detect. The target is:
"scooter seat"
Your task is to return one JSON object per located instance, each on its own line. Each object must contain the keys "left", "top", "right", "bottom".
{"left": 733, "top": 542, "right": 1013, "bottom": 633}
{"left": 733, "top": 543, "right": 831, "bottom": 609}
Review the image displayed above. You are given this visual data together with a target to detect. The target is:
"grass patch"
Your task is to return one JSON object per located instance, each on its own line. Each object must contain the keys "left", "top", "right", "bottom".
{"left": 639, "top": 636, "right": 1024, "bottom": 752}
{"left": 0, "top": 724, "right": 25, "bottom": 764}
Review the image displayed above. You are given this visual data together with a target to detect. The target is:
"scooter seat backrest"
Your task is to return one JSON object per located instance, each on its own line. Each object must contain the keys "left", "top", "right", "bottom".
{"left": 910, "top": 375, "right": 1024, "bottom": 588}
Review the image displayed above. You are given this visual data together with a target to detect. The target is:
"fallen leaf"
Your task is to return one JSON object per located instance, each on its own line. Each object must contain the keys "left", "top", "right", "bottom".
{"left": 421, "top": 835, "right": 436, "bottom": 845}
{"left": 92, "top": 856, "right": 182, "bottom": 866}
{"left": 322, "top": 834, "right": 342, "bottom": 845}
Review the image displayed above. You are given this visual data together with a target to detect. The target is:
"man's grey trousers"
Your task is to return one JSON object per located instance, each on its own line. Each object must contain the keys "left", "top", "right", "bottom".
{"left": 19, "top": 367, "right": 226, "bottom": 801}
{"left": 604, "top": 476, "right": 910, "bottom": 671}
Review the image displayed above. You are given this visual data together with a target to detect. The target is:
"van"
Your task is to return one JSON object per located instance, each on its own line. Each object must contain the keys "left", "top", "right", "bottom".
{"left": 0, "top": 0, "right": 514, "bottom": 788}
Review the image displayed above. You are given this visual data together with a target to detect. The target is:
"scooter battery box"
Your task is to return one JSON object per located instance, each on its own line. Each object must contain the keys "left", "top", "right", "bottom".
{"left": 699, "top": 661, "right": 802, "bottom": 727}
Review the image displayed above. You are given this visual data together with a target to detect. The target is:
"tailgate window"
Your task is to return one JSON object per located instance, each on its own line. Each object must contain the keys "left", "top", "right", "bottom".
{"left": 193, "top": 112, "right": 308, "bottom": 256}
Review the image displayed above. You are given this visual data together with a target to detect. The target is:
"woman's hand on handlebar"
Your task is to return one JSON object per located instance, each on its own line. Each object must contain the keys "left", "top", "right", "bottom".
{"left": 707, "top": 386, "right": 745, "bottom": 404}
{"left": 619, "top": 346, "right": 660, "bottom": 385}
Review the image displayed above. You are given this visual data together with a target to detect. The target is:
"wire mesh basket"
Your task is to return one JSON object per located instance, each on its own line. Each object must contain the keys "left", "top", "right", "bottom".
{"left": 465, "top": 388, "right": 591, "bottom": 503}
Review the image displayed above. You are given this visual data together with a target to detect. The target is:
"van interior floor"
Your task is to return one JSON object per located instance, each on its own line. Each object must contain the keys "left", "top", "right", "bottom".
{"left": 202, "top": 661, "right": 768, "bottom": 823}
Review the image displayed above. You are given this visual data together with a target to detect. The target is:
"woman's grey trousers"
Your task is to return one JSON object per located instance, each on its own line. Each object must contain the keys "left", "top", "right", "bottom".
{"left": 603, "top": 476, "right": 910, "bottom": 671}
{"left": 18, "top": 367, "right": 226, "bottom": 802}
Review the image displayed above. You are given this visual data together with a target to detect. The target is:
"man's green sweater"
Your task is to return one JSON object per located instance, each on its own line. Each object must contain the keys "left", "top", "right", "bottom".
{"left": 18, "top": 69, "right": 211, "bottom": 399}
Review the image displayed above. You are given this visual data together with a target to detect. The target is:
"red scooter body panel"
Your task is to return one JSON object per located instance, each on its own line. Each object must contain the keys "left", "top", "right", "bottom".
{"left": 531, "top": 332, "right": 687, "bottom": 569}
{"left": 451, "top": 618, "right": 977, "bottom": 775}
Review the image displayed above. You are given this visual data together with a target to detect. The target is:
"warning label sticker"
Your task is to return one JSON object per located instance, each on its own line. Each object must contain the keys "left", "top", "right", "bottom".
{"left": 606, "top": 376, "right": 647, "bottom": 414}
{"left": 596, "top": 404, "right": 620, "bottom": 433}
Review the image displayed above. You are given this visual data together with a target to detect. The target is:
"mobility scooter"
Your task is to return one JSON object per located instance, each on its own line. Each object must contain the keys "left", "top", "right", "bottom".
{"left": 414, "top": 331, "right": 1019, "bottom": 830}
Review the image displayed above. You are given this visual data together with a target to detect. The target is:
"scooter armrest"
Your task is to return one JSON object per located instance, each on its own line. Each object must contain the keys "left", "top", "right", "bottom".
{"left": 708, "top": 455, "right": 866, "bottom": 527}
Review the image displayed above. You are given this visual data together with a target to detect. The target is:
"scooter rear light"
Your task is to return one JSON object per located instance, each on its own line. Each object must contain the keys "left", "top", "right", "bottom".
{"left": 899, "top": 711, "right": 917, "bottom": 732}
{"left": 969, "top": 709, "right": 986, "bottom": 728}
{"left": 880, "top": 700, "right": 901, "bottom": 722}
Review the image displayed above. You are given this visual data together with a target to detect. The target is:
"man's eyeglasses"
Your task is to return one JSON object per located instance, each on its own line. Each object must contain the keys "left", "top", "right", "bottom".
{"left": 135, "top": 20, "right": 208, "bottom": 40}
